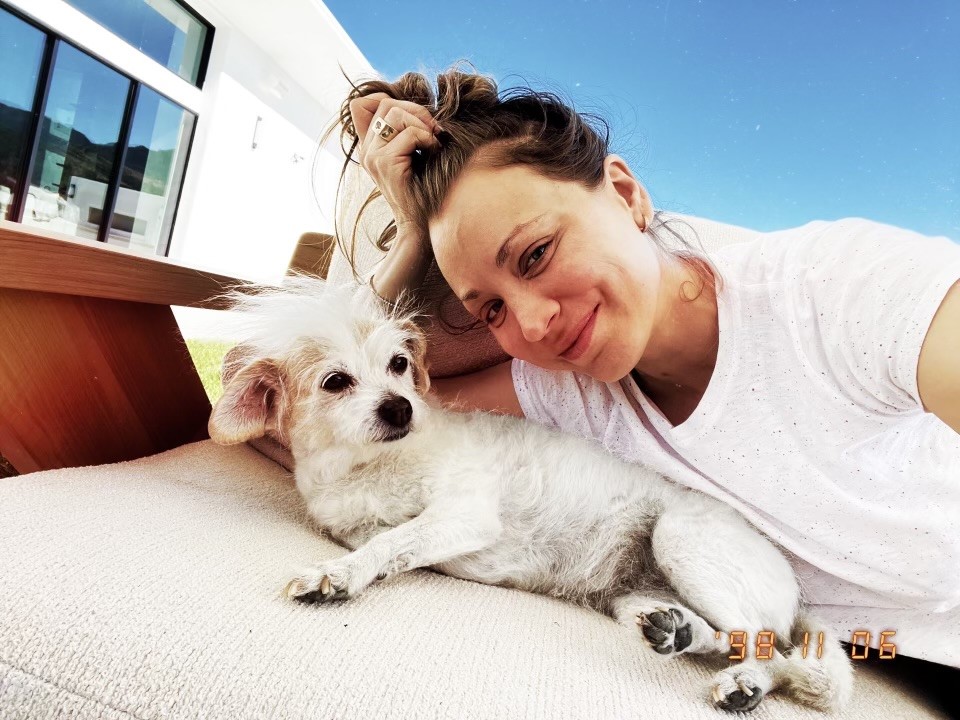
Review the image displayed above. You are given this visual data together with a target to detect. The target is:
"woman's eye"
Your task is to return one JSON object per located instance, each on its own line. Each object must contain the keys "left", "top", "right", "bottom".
{"left": 321, "top": 372, "right": 354, "bottom": 392}
{"left": 483, "top": 300, "right": 504, "bottom": 325}
{"left": 522, "top": 241, "right": 552, "bottom": 273}
{"left": 389, "top": 355, "right": 408, "bottom": 374}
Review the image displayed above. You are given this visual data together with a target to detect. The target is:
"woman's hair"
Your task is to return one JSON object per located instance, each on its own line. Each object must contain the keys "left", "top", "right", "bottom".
{"left": 322, "top": 62, "right": 719, "bottom": 328}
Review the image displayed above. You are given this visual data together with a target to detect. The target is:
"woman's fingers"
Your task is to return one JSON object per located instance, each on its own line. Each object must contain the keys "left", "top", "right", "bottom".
{"left": 348, "top": 93, "right": 389, "bottom": 139}
{"left": 376, "top": 105, "right": 441, "bottom": 148}
{"left": 368, "top": 125, "right": 439, "bottom": 172}
{"left": 400, "top": 100, "right": 442, "bottom": 133}
{"left": 349, "top": 95, "right": 439, "bottom": 147}
{"left": 360, "top": 106, "right": 440, "bottom": 166}
{"left": 347, "top": 95, "right": 441, "bottom": 229}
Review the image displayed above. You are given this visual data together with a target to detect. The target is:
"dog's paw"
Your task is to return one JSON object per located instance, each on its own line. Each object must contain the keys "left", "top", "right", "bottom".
{"left": 635, "top": 606, "right": 693, "bottom": 657}
{"left": 283, "top": 563, "right": 354, "bottom": 604}
{"left": 710, "top": 666, "right": 766, "bottom": 713}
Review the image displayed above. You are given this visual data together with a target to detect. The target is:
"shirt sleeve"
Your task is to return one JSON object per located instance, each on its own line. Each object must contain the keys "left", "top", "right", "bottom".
{"left": 510, "top": 358, "right": 615, "bottom": 441}
{"left": 798, "top": 219, "right": 960, "bottom": 412}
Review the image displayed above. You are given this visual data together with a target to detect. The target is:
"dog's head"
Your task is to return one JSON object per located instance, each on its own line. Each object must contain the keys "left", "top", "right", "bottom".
{"left": 208, "top": 279, "right": 430, "bottom": 452}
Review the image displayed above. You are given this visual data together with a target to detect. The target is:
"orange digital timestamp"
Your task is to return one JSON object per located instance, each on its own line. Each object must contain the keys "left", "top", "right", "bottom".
{"left": 716, "top": 629, "right": 897, "bottom": 661}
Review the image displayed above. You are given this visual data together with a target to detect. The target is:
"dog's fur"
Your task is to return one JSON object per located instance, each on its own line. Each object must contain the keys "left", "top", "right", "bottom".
{"left": 209, "top": 279, "right": 853, "bottom": 713}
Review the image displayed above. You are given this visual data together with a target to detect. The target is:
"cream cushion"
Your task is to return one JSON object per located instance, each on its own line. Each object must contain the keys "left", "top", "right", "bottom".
{"left": 0, "top": 441, "right": 947, "bottom": 718}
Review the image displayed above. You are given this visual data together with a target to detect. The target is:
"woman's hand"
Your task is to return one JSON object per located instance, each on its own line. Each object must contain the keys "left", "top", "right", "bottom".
{"left": 349, "top": 92, "right": 443, "bottom": 235}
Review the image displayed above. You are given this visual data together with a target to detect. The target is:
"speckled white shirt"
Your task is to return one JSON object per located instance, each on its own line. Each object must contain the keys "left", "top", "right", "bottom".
{"left": 512, "top": 218, "right": 960, "bottom": 666}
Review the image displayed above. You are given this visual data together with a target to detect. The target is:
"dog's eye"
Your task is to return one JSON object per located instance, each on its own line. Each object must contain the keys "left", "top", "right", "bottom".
{"left": 321, "top": 372, "right": 354, "bottom": 392}
{"left": 389, "top": 355, "right": 408, "bottom": 375}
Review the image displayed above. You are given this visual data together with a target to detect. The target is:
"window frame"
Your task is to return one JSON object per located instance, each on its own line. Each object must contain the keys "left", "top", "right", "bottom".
{"left": 1, "top": 1, "right": 200, "bottom": 257}
{"left": 7, "top": 11, "right": 55, "bottom": 226}
{"left": 182, "top": 0, "right": 216, "bottom": 88}
{"left": 65, "top": 0, "right": 214, "bottom": 89}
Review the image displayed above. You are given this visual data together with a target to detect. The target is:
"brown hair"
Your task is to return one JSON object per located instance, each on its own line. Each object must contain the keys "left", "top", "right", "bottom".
{"left": 323, "top": 62, "right": 719, "bottom": 328}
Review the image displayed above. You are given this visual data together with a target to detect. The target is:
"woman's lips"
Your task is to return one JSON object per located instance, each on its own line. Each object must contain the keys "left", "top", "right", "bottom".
{"left": 560, "top": 306, "right": 599, "bottom": 361}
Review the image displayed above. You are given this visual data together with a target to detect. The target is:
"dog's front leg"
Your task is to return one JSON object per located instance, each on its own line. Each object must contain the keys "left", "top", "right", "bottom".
{"left": 328, "top": 522, "right": 391, "bottom": 551}
{"left": 283, "top": 505, "right": 501, "bottom": 603}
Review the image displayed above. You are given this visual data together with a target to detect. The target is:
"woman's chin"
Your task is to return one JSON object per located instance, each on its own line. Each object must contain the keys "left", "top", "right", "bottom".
{"left": 580, "top": 348, "right": 640, "bottom": 383}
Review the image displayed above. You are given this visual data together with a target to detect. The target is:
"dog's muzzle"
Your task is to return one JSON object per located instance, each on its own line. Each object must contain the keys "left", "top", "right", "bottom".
{"left": 377, "top": 394, "right": 413, "bottom": 441}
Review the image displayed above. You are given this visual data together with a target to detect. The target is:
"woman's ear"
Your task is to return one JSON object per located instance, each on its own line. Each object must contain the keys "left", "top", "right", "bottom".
{"left": 604, "top": 154, "right": 654, "bottom": 232}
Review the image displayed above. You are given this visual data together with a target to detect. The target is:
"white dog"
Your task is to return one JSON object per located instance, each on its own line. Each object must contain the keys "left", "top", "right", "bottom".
{"left": 208, "top": 279, "right": 852, "bottom": 713}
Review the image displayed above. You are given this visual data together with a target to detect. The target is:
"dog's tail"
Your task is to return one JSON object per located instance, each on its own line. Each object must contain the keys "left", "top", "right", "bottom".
{"left": 777, "top": 609, "right": 854, "bottom": 712}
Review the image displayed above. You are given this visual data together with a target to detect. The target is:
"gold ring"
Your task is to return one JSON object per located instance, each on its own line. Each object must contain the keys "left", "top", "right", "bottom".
{"left": 372, "top": 117, "right": 397, "bottom": 142}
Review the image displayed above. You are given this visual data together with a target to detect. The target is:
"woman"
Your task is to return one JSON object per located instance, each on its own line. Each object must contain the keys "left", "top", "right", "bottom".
{"left": 330, "top": 66, "right": 960, "bottom": 669}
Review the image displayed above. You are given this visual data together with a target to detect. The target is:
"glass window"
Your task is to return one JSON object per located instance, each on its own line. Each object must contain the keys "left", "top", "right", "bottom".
{"left": 22, "top": 42, "right": 130, "bottom": 242}
{"left": 0, "top": 8, "right": 45, "bottom": 220}
{"left": 107, "top": 85, "right": 195, "bottom": 254}
{"left": 66, "top": 0, "right": 209, "bottom": 86}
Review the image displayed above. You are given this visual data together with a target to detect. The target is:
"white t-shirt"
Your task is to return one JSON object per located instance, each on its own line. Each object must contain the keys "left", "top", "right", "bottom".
{"left": 512, "top": 218, "right": 960, "bottom": 666}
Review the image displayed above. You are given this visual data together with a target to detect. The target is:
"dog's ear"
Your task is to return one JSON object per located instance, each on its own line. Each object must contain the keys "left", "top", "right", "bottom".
{"left": 209, "top": 358, "right": 283, "bottom": 444}
{"left": 220, "top": 343, "right": 254, "bottom": 387}
{"left": 400, "top": 320, "right": 431, "bottom": 395}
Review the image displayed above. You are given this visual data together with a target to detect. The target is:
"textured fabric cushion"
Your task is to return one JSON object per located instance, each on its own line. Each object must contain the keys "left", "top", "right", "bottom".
{"left": 0, "top": 441, "right": 948, "bottom": 718}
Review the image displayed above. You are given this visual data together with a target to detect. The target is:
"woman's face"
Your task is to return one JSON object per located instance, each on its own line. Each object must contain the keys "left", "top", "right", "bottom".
{"left": 428, "top": 155, "right": 661, "bottom": 382}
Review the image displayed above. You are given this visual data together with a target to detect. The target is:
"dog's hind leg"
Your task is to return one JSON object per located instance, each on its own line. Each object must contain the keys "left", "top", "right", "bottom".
{"left": 610, "top": 592, "right": 784, "bottom": 712}
{"left": 611, "top": 592, "right": 728, "bottom": 658}
{"left": 649, "top": 500, "right": 801, "bottom": 643}
{"left": 775, "top": 609, "right": 854, "bottom": 712}
{"left": 705, "top": 614, "right": 852, "bottom": 713}
{"left": 709, "top": 627, "right": 852, "bottom": 715}
{"left": 645, "top": 501, "right": 853, "bottom": 712}
{"left": 644, "top": 500, "right": 808, "bottom": 711}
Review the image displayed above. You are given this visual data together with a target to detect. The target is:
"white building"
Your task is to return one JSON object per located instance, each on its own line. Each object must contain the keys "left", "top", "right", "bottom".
{"left": 1, "top": 0, "right": 373, "bottom": 286}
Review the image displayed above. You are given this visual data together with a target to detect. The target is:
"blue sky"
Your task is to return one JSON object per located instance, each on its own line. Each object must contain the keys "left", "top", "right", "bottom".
{"left": 324, "top": 0, "right": 958, "bottom": 238}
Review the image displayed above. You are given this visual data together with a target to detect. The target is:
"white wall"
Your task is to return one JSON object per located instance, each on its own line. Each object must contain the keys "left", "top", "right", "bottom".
{"left": 167, "top": 0, "right": 372, "bottom": 285}
{"left": 166, "top": 1, "right": 375, "bottom": 338}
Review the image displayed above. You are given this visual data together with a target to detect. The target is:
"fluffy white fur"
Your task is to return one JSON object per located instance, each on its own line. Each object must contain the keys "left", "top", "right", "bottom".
{"left": 209, "top": 279, "right": 853, "bottom": 713}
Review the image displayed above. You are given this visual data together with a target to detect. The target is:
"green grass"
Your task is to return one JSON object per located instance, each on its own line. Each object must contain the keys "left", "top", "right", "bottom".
{"left": 186, "top": 340, "right": 234, "bottom": 403}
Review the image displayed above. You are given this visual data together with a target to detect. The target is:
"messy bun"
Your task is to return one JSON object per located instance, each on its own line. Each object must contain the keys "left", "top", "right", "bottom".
{"left": 433, "top": 70, "right": 501, "bottom": 119}
{"left": 324, "top": 62, "right": 611, "bottom": 270}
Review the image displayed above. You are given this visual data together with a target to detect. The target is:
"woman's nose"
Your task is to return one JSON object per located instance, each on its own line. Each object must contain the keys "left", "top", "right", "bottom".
{"left": 512, "top": 295, "right": 557, "bottom": 344}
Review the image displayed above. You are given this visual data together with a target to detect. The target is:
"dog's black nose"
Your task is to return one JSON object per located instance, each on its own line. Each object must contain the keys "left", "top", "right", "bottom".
{"left": 377, "top": 395, "right": 412, "bottom": 428}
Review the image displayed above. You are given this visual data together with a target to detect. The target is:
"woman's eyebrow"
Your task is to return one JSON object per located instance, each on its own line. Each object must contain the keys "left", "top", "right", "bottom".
{"left": 495, "top": 213, "right": 546, "bottom": 268}
{"left": 460, "top": 214, "right": 547, "bottom": 303}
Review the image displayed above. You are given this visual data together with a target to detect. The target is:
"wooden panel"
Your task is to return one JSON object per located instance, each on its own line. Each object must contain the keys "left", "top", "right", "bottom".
{"left": 0, "top": 221, "right": 243, "bottom": 309}
{"left": 0, "top": 287, "right": 211, "bottom": 474}
{"left": 286, "top": 232, "right": 334, "bottom": 280}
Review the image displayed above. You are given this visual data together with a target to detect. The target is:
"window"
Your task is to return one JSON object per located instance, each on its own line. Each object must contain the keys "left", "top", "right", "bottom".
{"left": 0, "top": 4, "right": 197, "bottom": 256}
{"left": 66, "top": 0, "right": 212, "bottom": 86}
{"left": 108, "top": 85, "right": 195, "bottom": 252}
{"left": 0, "top": 9, "right": 45, "bottom": 221}
{"left": 23, "top": 42, "right": 131, "bottom": 241}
